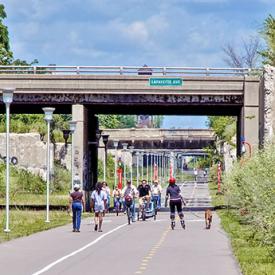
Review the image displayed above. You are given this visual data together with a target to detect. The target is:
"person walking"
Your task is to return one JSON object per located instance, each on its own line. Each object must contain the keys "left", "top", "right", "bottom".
{"left": 69, "top": 183, "right": 84, "bottom": 232}
{"left": 165, "top": 178, "right": 186, "bottom": 230}
{"left": 91, "top": 182, "right": 107, "bottom": 232}
{"left": 102, "top": 181, "right": 111, "bottom": 213}
{"left": 151, "top": 180, "right": 162, "bottom": 210}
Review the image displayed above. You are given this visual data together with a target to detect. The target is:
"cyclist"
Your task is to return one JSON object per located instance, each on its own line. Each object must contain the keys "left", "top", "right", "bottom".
{"left": 165, "top": 177, "right": 186, "bottom": 229}
{"left": 112, "top": 186, "right": 122, "bottom": 211}
{"left": 137, "top": 179, "right": 151, "bottom": 210}
{"left": 151, "top": 180, "right": 162, "bottom": 210}
{"left": 121, "top": 180, "right": 138, "bottom": 222}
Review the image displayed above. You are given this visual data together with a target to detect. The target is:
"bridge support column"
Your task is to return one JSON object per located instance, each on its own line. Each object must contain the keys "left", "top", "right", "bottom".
{"left": 72, "top": 105, "right": 88, "bottom": 188}
{"left": 72, "top": 106, "right": 99, "bottom": 210}
{"left": 241, "top": 78, "right": 261, "bottom": 155}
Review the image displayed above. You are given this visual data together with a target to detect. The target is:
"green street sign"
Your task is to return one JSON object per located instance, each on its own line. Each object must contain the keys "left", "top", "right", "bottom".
{"left": 149, "top": 78, "right": 183, "bottom": 86}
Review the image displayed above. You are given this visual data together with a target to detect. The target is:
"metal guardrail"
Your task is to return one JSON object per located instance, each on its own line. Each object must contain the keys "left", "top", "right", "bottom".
{"left": 0, "top": 65, "right": 261, "bottom": 76}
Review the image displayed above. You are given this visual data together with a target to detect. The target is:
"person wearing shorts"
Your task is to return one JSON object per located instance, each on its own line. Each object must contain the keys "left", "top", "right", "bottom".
{"left": 91, "top": 182, "right": 107, "bottom": 232}
{"left": 165, "top": 178, "right": 186, "bottom": 229}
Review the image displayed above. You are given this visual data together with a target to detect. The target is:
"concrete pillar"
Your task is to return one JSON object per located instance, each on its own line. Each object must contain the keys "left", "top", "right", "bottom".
{"left": 260, "top": 65, "right": 275, "bottom": 145}
{"left": 72, "top": 104, "right": 88, "bottom": 188}
{"left": 242, "top": 78, "right": 261, "bottom": 151}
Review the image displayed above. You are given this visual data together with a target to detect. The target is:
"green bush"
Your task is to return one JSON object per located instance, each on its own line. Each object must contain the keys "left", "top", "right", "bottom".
{"left": 52, "top": 161, "right": 70, "bottom": 192}
{"left": 224, "top": 144, "right": 275, "bottom": 257}
{"left": 0, "top": 163, "right": 46, "bottom": 197}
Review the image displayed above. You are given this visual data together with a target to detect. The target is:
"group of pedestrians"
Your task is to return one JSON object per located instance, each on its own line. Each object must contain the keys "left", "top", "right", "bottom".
{"left": 69, "top": 181, "right": 110, "bottom": 233}
{"left": 69, "top": 177, "right": 185, "bottom": 232}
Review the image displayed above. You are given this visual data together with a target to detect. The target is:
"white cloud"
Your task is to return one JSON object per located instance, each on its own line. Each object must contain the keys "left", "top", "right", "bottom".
{"left": 0, "top": 0, "right": 270, "bottom": 67}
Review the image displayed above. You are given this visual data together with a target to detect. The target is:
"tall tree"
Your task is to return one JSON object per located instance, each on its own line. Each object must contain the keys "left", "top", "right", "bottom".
{"left": 0, "top": 4, "right": 13, "bottom": 65}
{"left": 207, "top": 116, "right": 236, "bottom": 143}
{"left": 259, "top": 14, "right": 275, "bottom": 66}
{"left": 222, "top": 36, "right": 261, "bottom": 68}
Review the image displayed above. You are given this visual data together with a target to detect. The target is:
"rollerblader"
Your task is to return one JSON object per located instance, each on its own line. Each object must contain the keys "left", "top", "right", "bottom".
{"left": 165, "top": 178, "right": 186, "bottom": 230}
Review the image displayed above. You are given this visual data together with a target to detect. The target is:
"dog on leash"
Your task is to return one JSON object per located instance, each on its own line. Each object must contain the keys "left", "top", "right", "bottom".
{"left": 205, "top": 209, "right": 212, "bottom": 229}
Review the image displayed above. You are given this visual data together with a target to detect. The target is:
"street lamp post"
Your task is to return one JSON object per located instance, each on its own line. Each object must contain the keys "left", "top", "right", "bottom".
{"left": 136, "top": 151, "right": 140, "bottom": 186}
{"left": 129, "top": 146, "right": 134, "bottom": 184}
{"left": 146, "top": 152, "right": 149, "bottom": 183}
{"left": 2, "top": 88, "right": 14, "bottom": 232}
{"left": 122, "top": 143, "right": 128, "bottom": 186}
{"left": 170, "top": 152, "right": 174, "bottom": 179}
{"left": 69, "top": 121, "right": 77, "bottom": 191}
{"left": 150, "top": 152, "right": 153, "bottom": 184}
{"left": 140, "top": 151, "right": 144, "bottom": 180}
{"left": 102, "top": 134, "right": 109, "bottom": 182}
{"left": 113, "top": 140, "right": 119, "bottom": 187}
{"left": 42, "top": 107, "right": 55, "bottom": 223}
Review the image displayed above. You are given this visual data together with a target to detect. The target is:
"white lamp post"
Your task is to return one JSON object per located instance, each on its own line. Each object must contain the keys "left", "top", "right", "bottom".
{"left": 42, "top": 107, "right": 55, "bottom": 223}
{"left": 2, "top": 88, "right": 14, "bottom": 233}
{"left": 136, "top": 151, "right": 140, "bottom": 186}
{"left": 102, "top": 134, "right": 109, "bottom": 182}
{"left": 69, "top": 121, "right": 77, "bottom": 191}
{"left": 171, "top": 152, "right": 175, "bottom": 178}
{"left": 150, "top": 152, "right": 153, "bottom": 184}
{"left": 140, "top": 151, "right": 144, "bottom": 180}
{"left": 146, "top": 152, "right": 149, "bottom": 183}
{"left": 113, "top": 140, "right": 119, "bottom": 187}
{"left": 129, "top": 146, "right": 134, "bottom": 184}
{"left": 122, "top": 143, "right": 128, "bottom": 186}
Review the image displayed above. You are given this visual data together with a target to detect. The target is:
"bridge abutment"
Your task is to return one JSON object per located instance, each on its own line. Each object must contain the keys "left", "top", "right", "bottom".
{"left": 242, "top": 78, "right": 261, "bottom": 151}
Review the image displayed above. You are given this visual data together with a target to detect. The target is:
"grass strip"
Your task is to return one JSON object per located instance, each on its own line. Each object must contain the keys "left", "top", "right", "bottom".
{"left": 209, "top": 181, "right": 275, "bottom": 275}
{"left": 0, "top": 193, "right": 69, "bottom": 206}
{"left": 0, "top": 210, "right": 90, "bottom": 243}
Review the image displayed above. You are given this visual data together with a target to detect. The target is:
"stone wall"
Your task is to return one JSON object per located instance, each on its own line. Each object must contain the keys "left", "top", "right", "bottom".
{"left": 262, "top": 65, "right": 275, "bottom": 144}
{"left": 0, "top": 133, "right": 54, "bottom": 179}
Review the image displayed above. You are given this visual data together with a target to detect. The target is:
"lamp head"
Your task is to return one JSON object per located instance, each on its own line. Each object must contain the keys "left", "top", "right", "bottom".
{"left": 113, "top": 140, "right": 119, "bottom": 148}
{"left": 102, "top": 134, "right": 109, "bottom": 145}
{"left": 62, "top": 129, "right": 71, "bottom": 145}
{"left": 128, "top": 145, "right": 134, "bottom": 153}
{"left": 42, "top": 107, "right": 55, "bottom": 122}
{"left": 2, "top": 88, "right": 14, "bottom": 104}
{"left": 122, "top": 143, "right": 128, "bottom": 150}
{"left": 69, "top": 121, "right": 77, "bottom": 133}
{"left": 96, "top": 129, "right": 102, "bottom": 142}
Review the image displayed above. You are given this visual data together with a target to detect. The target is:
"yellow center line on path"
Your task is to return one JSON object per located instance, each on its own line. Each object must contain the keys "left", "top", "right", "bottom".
{"left": 134, "top": 226, "right": 170, "bottom": 274}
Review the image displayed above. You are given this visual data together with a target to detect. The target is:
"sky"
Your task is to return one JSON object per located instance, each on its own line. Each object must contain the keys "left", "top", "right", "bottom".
{"left": 1, "top": 0, "right": 274, "bottom": 128}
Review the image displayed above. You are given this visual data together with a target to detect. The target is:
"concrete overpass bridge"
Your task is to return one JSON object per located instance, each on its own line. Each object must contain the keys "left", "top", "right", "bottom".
{"left": 0, "top": 65, "right": 274, "bottom": 190}
{"left": 104, "top": 128, "right": 215, "bottom": 149}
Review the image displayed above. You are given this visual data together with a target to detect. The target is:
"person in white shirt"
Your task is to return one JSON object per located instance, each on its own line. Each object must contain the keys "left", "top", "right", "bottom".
{"left": 151, "top": 180, "right": 162, "bottom": 209}
{"left": 91, "top": 182, "right": 107, "bottom": 232}
{"left": 121, "top": 180, "right": 138, "bottom": 221}
{"left": 194, "top": 168, "right": 198, "bottom": 181}
{"left": 102, "top": 181, "right": 111, "bottom": 213}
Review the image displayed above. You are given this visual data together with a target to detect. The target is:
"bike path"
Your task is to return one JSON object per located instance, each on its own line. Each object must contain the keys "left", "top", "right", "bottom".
{"left": 140, "top": 212, "right": 241, "bottom": 275}
{"left": 0, "top": 211, "right": 241, "bottom": 275}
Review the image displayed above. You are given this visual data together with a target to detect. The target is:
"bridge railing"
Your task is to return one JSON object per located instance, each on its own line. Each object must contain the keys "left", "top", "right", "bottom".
{"left": 0, "top": 65, "right": 261, "bottom": 76}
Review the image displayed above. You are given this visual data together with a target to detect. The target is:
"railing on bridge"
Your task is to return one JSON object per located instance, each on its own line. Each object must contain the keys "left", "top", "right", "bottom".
{"left": 0, "top": 65, "right": 261, "bottom": 76}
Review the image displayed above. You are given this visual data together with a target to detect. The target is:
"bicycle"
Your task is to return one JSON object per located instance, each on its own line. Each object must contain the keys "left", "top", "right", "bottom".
{"left": 113, "top": 197, "right": 121, "bottom": 216}
{"left": 152, "top": 195, "right": 159, "bottom": 221}
{"left": 138, "top": 197, "right": 147, "bottom": 221}
{"left": 124, "top": 196, "right": 133, "bottom": 225}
